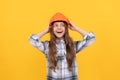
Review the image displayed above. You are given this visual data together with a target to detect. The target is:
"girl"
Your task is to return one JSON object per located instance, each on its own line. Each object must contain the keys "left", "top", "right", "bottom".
{"left": 28, "top": 12, "right": 96, "bottom": 80}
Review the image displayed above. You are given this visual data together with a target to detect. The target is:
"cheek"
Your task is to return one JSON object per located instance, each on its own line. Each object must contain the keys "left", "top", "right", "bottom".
{"left": 53, "top": 27, "right": 55, "bottom": 31}
{"left": 62, "top": 28, "right": 66, "bottom": 32}
{"left": 53, "top": 28, "right": 56, "bottom": 34}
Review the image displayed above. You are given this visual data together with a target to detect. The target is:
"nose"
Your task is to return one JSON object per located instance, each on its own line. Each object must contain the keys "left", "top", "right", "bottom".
{"left": 57, "top": 25, "right": 62, "bottom": 29}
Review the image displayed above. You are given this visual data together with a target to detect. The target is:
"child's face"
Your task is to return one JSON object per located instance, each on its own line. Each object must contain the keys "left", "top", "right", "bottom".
{"left": 52, "top": 21, "right": 66, "bottom": 39}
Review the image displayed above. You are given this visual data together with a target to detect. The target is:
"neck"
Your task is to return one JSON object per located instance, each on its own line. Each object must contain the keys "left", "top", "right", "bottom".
{"left": 56, "top": 37, "right": 64, "bottom": 41}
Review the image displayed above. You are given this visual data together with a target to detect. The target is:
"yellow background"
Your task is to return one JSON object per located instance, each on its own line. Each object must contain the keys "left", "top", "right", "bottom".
{"left": 0, "top": 0, "right": 120, "bottom": 80}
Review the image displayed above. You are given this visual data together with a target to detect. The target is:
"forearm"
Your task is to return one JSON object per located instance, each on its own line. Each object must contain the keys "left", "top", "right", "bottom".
{"left": 29, "top": 30, "right": 48, "bottom": 54}
{"left": 74, "top": 26, "right": 89, "bottom": 36}
{"left": 36, "top": 29, "right": 48, "bottom": 38}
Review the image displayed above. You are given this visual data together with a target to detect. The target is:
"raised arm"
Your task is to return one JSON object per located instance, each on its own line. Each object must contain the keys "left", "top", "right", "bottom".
{"left": 28, "top": 25, "right": 49, "bottom": 54}
{"left": 69, "top": 20, "right": 96, "bottom": 53}
{"left": 36, "top": 26, "right": 49, "bottom": 38}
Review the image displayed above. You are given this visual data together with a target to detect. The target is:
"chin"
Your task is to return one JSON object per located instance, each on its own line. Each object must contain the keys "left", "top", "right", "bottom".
{"left": 55, "top": 35, "right": 64, "bottom": 39}
{"left": 54, "top": 32, "right": 65, "bottom": 39}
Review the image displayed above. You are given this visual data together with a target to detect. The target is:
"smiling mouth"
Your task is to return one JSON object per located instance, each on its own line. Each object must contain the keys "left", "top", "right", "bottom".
{"left": 56, "top": 31, "right": 63, "bottom": 33}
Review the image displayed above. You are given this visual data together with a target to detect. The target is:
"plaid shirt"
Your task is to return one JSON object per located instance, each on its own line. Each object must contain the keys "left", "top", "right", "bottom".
{"left": 28, "top": 32, "right": 95, "bottom": 80}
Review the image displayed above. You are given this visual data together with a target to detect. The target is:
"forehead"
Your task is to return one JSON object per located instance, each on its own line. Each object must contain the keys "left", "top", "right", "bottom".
{"left": 53, "top": 21, "right": 65, "bottom": 24}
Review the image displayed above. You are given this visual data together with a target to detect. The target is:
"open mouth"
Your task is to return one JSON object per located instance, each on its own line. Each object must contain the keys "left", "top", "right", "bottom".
{"left": 56, "top": 31, "right": 63, "bottom": 33}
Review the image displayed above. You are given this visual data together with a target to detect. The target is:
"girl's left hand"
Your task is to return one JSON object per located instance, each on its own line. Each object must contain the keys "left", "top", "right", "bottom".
{"left": 68, "top": 20, "right": 77, "bottom": 31}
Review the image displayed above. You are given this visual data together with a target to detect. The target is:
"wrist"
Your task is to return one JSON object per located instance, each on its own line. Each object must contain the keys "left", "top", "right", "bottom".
{"left": 45, "top": 29, "right": 49, "bottom": 33}
{"left": 74, "top": 26, "right": 79, "bottom": 31}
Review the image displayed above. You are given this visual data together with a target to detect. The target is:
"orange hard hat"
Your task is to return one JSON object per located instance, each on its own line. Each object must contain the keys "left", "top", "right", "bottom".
{"left": 49, "top": 12, "right": 70, "bottom": 28}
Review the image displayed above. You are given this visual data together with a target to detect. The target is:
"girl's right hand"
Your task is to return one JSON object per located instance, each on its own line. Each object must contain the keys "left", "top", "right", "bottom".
{"left": 45, "top": 22, "right": 50, "bottom": 33}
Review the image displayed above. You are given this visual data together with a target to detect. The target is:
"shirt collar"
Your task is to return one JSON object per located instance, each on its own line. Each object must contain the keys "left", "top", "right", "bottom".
{"left": 56, "top": 39, "right": 65, "bottom": 44}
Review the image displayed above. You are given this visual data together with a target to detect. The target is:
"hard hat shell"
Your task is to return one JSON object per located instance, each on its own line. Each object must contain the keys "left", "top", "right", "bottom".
{"left": 49, "top": 12, "right": 70, "bottom": 28}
